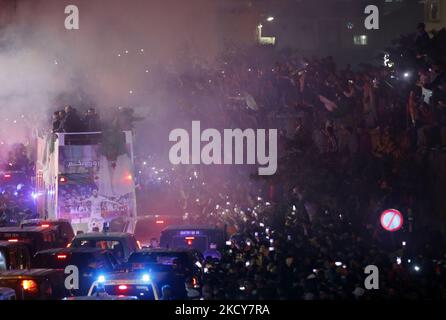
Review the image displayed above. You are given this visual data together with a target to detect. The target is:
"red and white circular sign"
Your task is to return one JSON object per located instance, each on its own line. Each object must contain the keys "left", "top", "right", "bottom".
{"left": 380, "top": 209, "right": 403, "bottom": 232}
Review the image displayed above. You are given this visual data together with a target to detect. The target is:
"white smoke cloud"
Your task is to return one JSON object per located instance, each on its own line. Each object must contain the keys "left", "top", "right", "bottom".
{"left": 0, "top": 0, "right": 222, "bottom": 143}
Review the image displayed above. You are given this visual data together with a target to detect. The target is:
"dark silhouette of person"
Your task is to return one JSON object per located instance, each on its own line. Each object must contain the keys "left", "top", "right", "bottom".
{"left": 415, "top": 23, "right": 431, "bottom": 56}
{"left": 84, "top": 108, "right": 101, "bottom": 132}
{"left": 59, "top": 106, "right": 84, "bottom": 132}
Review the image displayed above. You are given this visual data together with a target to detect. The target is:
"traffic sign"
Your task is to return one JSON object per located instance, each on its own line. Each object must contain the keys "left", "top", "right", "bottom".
{"left": 380, "top": 209, "right": 403, "bottom": 232}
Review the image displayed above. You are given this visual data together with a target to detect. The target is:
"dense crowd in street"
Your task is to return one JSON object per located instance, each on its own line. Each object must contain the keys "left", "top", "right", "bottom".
{"left": 135, "top": 23, "right": 446, "bottom": 299}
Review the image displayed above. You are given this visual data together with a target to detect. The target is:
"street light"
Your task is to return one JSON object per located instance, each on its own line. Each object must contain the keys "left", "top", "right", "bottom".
{"left": 267, "top": 16, "right": 274, "bottom": 22}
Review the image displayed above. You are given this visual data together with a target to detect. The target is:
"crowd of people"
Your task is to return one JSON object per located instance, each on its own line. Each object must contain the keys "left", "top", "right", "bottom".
{"left": 135, "top": 22, "right": 446, "bottom": 300}
{"left": 51, "top": 105, "right": 143, "bottom": 134}
{"left": 52, "top": 106, "right": 100, "bottom": 133}
{"left": 0, "top": 143, "right": 36, "bottom": 226}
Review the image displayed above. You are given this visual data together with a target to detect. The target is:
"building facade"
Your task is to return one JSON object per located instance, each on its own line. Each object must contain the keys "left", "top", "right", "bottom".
{"left": 215, "top": 0, "right": 424, "bottom": 66}
{"left": 425, "top": 0, "right": 446, "bottom": 31}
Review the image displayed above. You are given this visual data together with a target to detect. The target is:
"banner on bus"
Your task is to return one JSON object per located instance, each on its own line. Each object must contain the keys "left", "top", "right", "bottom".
{"left": 57, "top": 144, "right": 136, "bottom": 233}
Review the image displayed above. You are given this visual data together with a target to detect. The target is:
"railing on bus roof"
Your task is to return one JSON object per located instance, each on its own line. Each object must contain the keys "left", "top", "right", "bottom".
{"left": 57, "top": 131, "right": 126, "bottom": 146}
{"left": 59, "top": 131, "right": 102, "bottom": 135}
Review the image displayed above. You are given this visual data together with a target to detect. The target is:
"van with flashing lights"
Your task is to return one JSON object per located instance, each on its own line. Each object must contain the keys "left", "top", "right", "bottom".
{"left": 159, "top": 225, "right": 226, "bottom": 253}
{"left": 87, "top": 272, "right": 160, "bottom": 300}
{"left": 127, "top": 248, "right": 204, "bottom": 298}
{"left": 0, "top": 269, "right": 67, "bottom": 300}
{"left": 0, "top": 226, "right": 61, "bottom": 256}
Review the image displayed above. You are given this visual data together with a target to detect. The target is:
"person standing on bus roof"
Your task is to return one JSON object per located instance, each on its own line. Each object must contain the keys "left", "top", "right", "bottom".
{"left": 59, "top": 106, "right": 84, "bottom": 133}
{"left": 84, "top": 108, "right": 101, "bottom": 132}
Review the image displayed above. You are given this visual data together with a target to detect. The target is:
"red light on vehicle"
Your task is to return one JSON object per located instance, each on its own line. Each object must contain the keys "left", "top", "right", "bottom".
{"left": 185, "top": 237, "right": 195, "bottom": 240}
{"left": 155, "top": 220, "right": 164, "bottom": 224}
{"left": 192, "top": 277, "right": 198, "bottom": 286}
{"left": 4, "top": 173, "right": 11, "bottom": 178}
{"left": 41, "top": 224, "right": 50, "bottom": 228}
{"left": 126, "top": 174, "right": 132, "bottom": 181}
{"left": 57, "top": 254, "right": 67, "bottom": 259}
{"left": 136, "top": 240, "right": 142, "bottom": 249}
{"left": 8, "top": 239, "right": 18, "bottom": 242}
{"left": 59, "top": 176, "right": 66, "bottom": 183}
{"left": 186, "top": 237, "right": 194, "bottom": 246}
{"left": 22, "top": 280, "right": 38, "bottom": 293}
{"left": 118, "top": 285, "right": 128, "bottom": 290}
{"left": 132, "top": 263, "right": 144, "bottom": 270}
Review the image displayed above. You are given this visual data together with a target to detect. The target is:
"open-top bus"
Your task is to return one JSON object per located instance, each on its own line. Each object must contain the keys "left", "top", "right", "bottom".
{"left": 35, "top": 131, "right": 137, "bottom": 234}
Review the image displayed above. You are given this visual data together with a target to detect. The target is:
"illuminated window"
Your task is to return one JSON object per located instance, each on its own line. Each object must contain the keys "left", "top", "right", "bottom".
{"left": 353, "top": 35, "right": 368, "bottom": 45}
{"left": 426, "top": 0, "right": 440, "bottom": 22}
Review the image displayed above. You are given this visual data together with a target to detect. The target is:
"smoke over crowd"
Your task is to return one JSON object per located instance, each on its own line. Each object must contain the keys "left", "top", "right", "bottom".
{"left": 0, "top": 0, "right": 223, "bottom": 145}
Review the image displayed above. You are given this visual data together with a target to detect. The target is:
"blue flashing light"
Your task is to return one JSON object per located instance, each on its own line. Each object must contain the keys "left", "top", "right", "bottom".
{"left": 142, "top": 274, "right": 151, "bottom": 282}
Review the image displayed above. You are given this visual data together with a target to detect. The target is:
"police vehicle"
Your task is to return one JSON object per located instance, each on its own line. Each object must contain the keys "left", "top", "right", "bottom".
{"left": 127, "top": 248, "right": 204, "bottom": 298}
{"left": 87, "top": 272, "right": 160, "bottom": 300}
